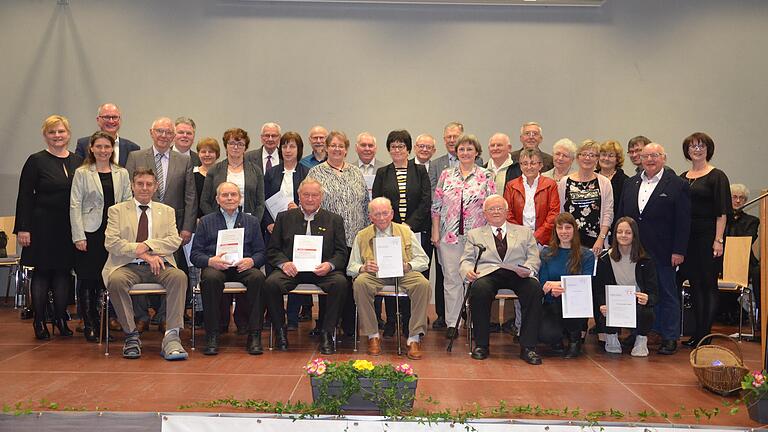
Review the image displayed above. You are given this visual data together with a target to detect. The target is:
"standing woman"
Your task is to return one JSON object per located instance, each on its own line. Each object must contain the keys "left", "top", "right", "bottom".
{"left": 538, "top": 213, "right": 595, "bottom": 358}
{"left": 307, "top": 130, "right": 369, "bottom": 336}
{"left": 193, "top": 138, "right": 221, "bottom": 218}
{"left": 15, "top": 115, "right": 84, "bottom": 339}
{"left": 431, "top": 134, "right": 496, "bottom": 339}
{"left": 595, "top": 217, "right": 658, "bottom": 357}
{"left": 264, "top": 131, "right": 309, "bottom": 329}
{"left": 679, "top": 132, "right": 732, "bottom": 347}
{"left": 70, "top": 132, "right": 132, "bottom": 342}
{"left": 372, "top": 129, "right": 431, "bottom": 336}
{"left": 597, "top": 140, "right": 629, "bottom": 221}
{"left": 542, "top": 138, "right": 577, "bottom": 182}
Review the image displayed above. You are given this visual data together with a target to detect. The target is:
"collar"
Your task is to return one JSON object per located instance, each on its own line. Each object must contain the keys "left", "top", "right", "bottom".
{"left": 641, "top": 169, "right": 664, "bottom": 183}
{"left": 358, "top": 158, "right": 376, "bottom": 167}
{"left": 490, "top": 223, "right": 507, "bottom": 237}
{"left": 134, "top": 199, "right": 152, "bottom": 209}
{"left": 524, "top": 174, "right": 541, "bottom": 188}
{"left": 219, "top": 207, "right": 240, "bottom": 219}
{"left": 414, "top": 157, "right": 429, "bottom": 165}
{"left": 264, "top": 148, "right": 278, "bottom": 158}
{"left": 153, "top": 146, "right": 170, "bottom": 158}
{"left": 301, "top": 206, "right": 320, "bottom": 220}
{"left": 488, "top": 156, "right": 513, "bottom": 171}
{"left": 374, "top": 224, "right": 393, "bottom": 237}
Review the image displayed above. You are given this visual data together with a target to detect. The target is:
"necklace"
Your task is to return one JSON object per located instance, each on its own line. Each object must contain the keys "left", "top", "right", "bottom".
{"left": 327, "top": 161, "right": 345, "bottom": 172}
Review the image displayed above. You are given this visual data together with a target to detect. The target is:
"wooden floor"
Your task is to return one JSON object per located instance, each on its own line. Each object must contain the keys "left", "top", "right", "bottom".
{"left": 0, "top": 303, "right": 764, "bottom": 429}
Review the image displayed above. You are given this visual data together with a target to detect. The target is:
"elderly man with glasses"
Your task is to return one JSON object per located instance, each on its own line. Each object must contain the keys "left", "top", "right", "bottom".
{"left": 510, "top": 122, "right": 554, "bottom": 172}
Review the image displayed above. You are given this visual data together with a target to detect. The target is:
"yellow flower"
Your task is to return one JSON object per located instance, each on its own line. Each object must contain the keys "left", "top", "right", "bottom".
{"left": 353, "top": 359, "right": 375, "bottom": 371}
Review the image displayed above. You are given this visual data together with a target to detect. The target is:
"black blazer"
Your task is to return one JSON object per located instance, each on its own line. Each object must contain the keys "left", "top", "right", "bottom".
{"left": 617, "top": 169, "right": 691, "bottom": 266}
{"left": 267, "top": 208, "right": 348, "bottom": 272}
{"left": 484, "top": 160, "right": 522, "bottom": 189}
{"left": 594, "top": 252, "right": 659, "bottom": 308}
{"left": 371, "top": 160, "right": 431, "bottom": 233}
{"left": 76, "top": 136, "right": 140, "bottom": 167}
{"left": 200, "top": 158, "right": 265, "bottom": 221}
{"left": 262, "top": 163, "right": 310, "bottom": 230}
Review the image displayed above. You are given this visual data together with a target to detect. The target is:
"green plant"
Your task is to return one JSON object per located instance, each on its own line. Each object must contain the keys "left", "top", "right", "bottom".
{"left": 741, "top": 369, "right": 767, "bottom": 404}
{"left": 305, "top": 358, "right": 417, "bottom": 415}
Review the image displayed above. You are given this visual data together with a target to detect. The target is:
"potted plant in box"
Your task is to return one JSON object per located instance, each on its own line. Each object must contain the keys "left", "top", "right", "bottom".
{"left": 742, "top": 369, "right": 768, "bottom": 423}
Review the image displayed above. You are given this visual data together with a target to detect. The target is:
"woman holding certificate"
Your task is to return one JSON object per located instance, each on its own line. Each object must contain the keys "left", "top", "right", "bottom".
{"left": 538, "top": 212, "right": 595, "bottom": 359}
{"left": 595, "top": 216, "right": 657, "bottom": 357}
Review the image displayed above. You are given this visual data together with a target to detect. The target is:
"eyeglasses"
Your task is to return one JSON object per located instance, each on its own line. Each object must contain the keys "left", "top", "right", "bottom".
{"left": 327, "top": 144, "right": 345, "bottom": 149}
{"left": 153, "top": 129, "right": 175, "bottom": 136}
{"left": 520, "top": 161, "right": 541, "bottom": 167}
{"left": 689, "top": 142, "right": 707, "bottom": 150}
{"left": 485, "top": 206, "right": 506, "bottom": 213}
{"left": 98, "top": 115, "right": 120, "bottom": 121}
{"left": 227, "top": 141, "right": 247, "bottom": 148}
{"left": 599, "top": 153, "right": 617, "bottom": 159}
{"left": 640, "top": 153, "right": 663, "bottom": 160}
{"left": 415, "top": 144, "right": 434, "bottom": 150}
{"left": 261, "top": 133, "right": 280, "bottom": 139}
{"left": 389, "top": 144, "right": 408, "bottom": 151}
{"left": 578, "top": 153, "right": 598, "bottom": 159}
{"left": 522, "top": 131, "right": 541, "bottom": 137}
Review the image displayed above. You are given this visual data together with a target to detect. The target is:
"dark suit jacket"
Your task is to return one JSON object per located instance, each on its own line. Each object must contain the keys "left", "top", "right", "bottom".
{"left": 267, "top": 208, "right": 348, "bottom": 272}
{"left": 189, "top": 210, "right": 266, "bottom": 270}
{"left": 371, "top": 160, "right": 431, "bottom": 233}
{"left": 244, "top": 147, "right": 280, "bottom": 175}
{"left": 262, "top": 163, "right": 310, "bottom": 230}
{"left": 200, "top": 158, "right": 265, "bottom": 220}
{"left": 76, "top": 135, "right": 140, "bottom": 167}
{"left": 617, "top": 169, "right": 691, "bottom": 266}
{"left": 125, "top": 147, "right": 197, "bottom": 233}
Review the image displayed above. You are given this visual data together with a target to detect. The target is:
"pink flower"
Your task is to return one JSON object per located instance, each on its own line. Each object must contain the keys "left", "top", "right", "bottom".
{"left": 396, "top": 363, "right": 414, "bottom": 376}
{"left": 754, "top": 372, "right": 765, "bottom": 387}
{"left": 444, "top": 232, "right": 458, "bottom": 244}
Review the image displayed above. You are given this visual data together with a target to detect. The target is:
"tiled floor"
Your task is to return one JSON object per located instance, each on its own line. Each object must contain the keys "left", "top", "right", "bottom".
{"left": 0, "top": 304, "right": 765, "bottom": 428}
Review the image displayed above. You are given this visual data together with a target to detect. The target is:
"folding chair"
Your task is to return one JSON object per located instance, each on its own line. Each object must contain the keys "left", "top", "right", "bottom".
{"left": 0, "top": 256, "right": 20, "bottom": 305}
{"left": 190, "top": 281, "right": 247, "bottom": 350}
{"left": 99, "top": 283, "right": 167, "bottom": 356}
{"left": 465, "top": 288, "right": 518, "bottom": 355}
{"left": 353, "top": 284, "right": 409, "bottom": 353}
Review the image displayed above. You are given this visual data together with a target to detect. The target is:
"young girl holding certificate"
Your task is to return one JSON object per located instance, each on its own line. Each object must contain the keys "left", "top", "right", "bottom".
{"left": 539, "top": 213, "right": 595, "bottom": 359}
{"left": 595, "top": 217, "right": 658, "bottom": 357}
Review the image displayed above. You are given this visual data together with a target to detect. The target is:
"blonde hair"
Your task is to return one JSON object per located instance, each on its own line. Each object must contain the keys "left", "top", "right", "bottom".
{"left": 600, "top": 140, "right": 625, "bottom": 168}
{"left": 42, "top": 115, "right": 70, "bottom": 134}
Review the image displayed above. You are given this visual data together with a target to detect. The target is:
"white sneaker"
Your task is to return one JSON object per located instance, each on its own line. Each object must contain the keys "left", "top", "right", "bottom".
{"left": 631, "top": 335, "right": 649, "bottom": 357}
{"left": 605, "top": 333, "right": 621, "bottom": 353}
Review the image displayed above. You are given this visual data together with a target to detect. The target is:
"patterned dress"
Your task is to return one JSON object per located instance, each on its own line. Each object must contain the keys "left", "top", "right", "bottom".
{"left": 431, "top": 165, "right": 496, "bottom": 244}
{"left": 307, "top": 162, "right": 370, "bottom": 247}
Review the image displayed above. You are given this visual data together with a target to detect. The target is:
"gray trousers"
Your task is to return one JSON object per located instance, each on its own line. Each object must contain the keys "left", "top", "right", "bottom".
{"left": 107, "top": 263, "right": 187, "bottom": 334}
{"left": 353, "top": 272, "right": 430, "bottom": 339}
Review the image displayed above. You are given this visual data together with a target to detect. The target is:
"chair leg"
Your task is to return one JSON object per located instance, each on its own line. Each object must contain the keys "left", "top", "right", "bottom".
{"left": 104, "top": 291, "right": 110, "bottom": 356}
{"left": 191, "top": 291, "right": 197, "bottom": 350}
{"left": 467, "top": 298, "right": 473, "bottom": 355}
{"left": 353, "top": 304, "right": 358, "bottom": 353}
{"left": 269, "top": 323, "right": 274, "bottom": 351}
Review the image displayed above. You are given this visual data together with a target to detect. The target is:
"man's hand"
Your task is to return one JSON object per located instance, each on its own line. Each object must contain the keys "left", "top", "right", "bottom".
{"left": 180, "top": 230, "right": 193, "bottom": 246}
{"left": 465, "top": 270, "right": 479, "bottom": 282}
{"left": 142, "top": 254, "right": 166, "bottom": 276}
{"left": 636, "top": 292, "right": 649, "bottom": 306}
{"left": 402, "top": 262, "right": 412, "bottom": 274}
{"left": 512, "top": 265, "right": 531, "bottom": 279}
{"left": 267, "top": 223, "right": 275, "bottom": 234}
{"left": 314, "top": 262, "right": 332, "bottom": 277}
{"left": 75, "top": 240, "right": 87, "bottom": 252}
{"left": 135, "top": 242, "right": 150, "bottom": 257}
{"left": 281, "top": 261, "right": 298, "bottom": 277}
{"left": 362, "top": 260, "right": 379, "bottom": 274}
{"left": 235, "top": 257, "right": 255, "bottom": 273}
{"left": 208, "top": 252, "right": 231, "bottom": 271}
{"left": 18, "top": 231, "right": 31, "bottom": 247}
{"left": 671, "top": 253, "right": 685, "bottom": 266}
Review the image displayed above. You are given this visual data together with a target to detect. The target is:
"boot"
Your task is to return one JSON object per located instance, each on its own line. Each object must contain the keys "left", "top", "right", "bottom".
{"left": 33, "top": 320, "right": 50, "bottom": 340}
{"left": 275, "top": 327, "right": 289, "bottom": 351}
{"left": 247, "top": 331, "right": 263, "bottom": 355}
{"left": 564, "top": 333, "right": 582, "bottom": 359}
{"left": 79, "top": 286, "right": 98, "bottom": 342}
{"left": 54, "top": 318, "right": 73, "bottom": 337}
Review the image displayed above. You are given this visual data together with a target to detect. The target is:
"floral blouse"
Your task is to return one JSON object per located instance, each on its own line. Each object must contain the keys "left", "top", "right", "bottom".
{"left": 307, "top": 162, "right": 370, "bottom": 247}
{"left": 431, "top": 165, "right": 496, "bottom": 244}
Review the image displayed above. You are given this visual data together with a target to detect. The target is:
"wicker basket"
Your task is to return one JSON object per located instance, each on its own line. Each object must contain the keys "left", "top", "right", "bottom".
{"left": 690, "top": 333, "right": 750, "bottom": 396}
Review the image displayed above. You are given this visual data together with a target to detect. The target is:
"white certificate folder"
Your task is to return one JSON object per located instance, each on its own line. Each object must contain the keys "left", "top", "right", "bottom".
{"left": 374, "top": 236, "right": 404, "bottom": 278}
{"left": 560, "top": 274, "right": 593, "bottom": 318}
{"left": 605, "top": 285, "right": 637, "bottom": 328}
{"left": 293, "top": 235, "right": 323, "bottom": 272}
{"left": 216, "top": 228, "right": 245, "bottom": 266}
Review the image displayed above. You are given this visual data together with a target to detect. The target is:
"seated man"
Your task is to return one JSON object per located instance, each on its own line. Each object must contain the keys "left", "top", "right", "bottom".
{"left": 102, "top": 168, "right": 188, "bottom": 360}
{"left": 461, "top": 194, "right": 543, "bottom": 365}
{"left": 264, "top": 178, "right": 349, "bottom": 354}
{"left": 347, "top": 197, "right": 430, "bottom": 360}
{"left": 190, "top": 182, "right": 267, "bottom": 356}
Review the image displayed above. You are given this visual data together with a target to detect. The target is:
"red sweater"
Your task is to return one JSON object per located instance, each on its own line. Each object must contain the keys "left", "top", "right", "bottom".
{"left": 504, "top": 176, "right": 560, "bottom": 245}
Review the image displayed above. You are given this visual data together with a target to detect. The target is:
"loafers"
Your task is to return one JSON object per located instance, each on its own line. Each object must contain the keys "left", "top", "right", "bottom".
{"left": 319, "top": 332, "right": 334, "bottom": 355}
{"left": 432, "top": 317, "right": 447, "bottom": 329}
{"left": 203, "top": 333, "right": 219, "bottom": 356}
{"left": 520, "top": 347, "right": 542, "bottom": 365}
{"left": 657, "top": 339, "right": 677, "bottom": 355}
{"left": 471, "top": 346, "right": 489, "bottom": 360}
{"left": 247, "top": 332, "right": 263, "bottom": 355}
{"left": 109, "top": 318, "right": 123, "bottom": 332}
{"left": 367, "top": 336, "right": 382, "bottom": 356}
{"left": 407, "top": 341, "right": 423, "bottom": 360}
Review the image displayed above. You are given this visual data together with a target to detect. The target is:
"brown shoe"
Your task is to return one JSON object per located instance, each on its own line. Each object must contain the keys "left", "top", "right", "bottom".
{"left": 367, "top": 337, "right": 382, "bottom": 356}
{"left": 407, "top": 341, "right": 423, "bottom": 360}
{"left": 109, "top": 318, "right": 123, "bottom": 332}
{"left": 136, "top": 320, "right": 148, "bottom": 333}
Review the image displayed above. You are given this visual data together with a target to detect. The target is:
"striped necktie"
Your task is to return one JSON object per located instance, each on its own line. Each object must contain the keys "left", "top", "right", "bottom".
{"left": 155, "top": 152, "right": 165, "bottom": 201}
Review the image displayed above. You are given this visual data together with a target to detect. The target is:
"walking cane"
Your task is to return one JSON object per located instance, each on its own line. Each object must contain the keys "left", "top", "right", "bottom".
{"left": 394, "top": 276, "right": 403, "bottom": 356}
{"left": 447, "top": 244, "right": 485, "bottom": 352}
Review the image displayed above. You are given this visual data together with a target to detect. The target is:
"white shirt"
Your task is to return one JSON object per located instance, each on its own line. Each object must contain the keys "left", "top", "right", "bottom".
{"left": 226, "top": 169, "right": 246, "bottom": 206}
{"left": 638, "top": 169, "right": 664, "bottom": 213}
{"left": 262, "top": 149, "right": 280, "bottom": 173}
{"left": 522, "top": 175, "right": 540, "bottom": 231}
{"left": 357, "top": 159, "right": 378, "bottom": 176}
{"left": 280, "top": 168, "right": 295, "bottom": 199}
{"left": 113, "top": 136, "right": 121, "bottom": 164}
{"left": 414, "top": 157, "right": 430, "bottom": 172}
{"left": 491, "top": 222, "right": 507, "bottom": 238}
{"left": 487, "top": 156, "right": 514, "bottom": 193}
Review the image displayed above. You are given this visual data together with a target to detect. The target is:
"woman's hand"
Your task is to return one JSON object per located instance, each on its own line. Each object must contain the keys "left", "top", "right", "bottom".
{"left": 75, "top": 240, "right": 87, "bottom": 252}
{"left": 267, "top": 223, "right": 275, "bottom": 234}
{"left": 712, "top": 240, "right": 723, "bottom": 258}
{"left": 592, "top": 237, "right": 605, "bottom": 256}
{"left": 287, "top": 202, "right": 298, "bottom": 210}
{"left": 17, "top": 231, "right": 31, "bottom": 247}
{"left": 636, "top": 292, "right": 649, "bottom": 306}
{"left": 543, "top": 281, "right": 563, "bottom": 297}
{"left": 599, "top": 305, "right": 607, "bottom": 316}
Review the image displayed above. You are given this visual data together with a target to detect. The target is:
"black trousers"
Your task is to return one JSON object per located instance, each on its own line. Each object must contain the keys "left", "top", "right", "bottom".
{"left": 433, "top": 248, "right": 446, "bottom": 319}
{"left": 200, "top": 267, "right": 266, "bottom": 335}
{"left": 540, "top": 297, "right": 587, "bottom": 343}
{"left": 264, "top": 270, "right": 348, "bottom": 333}
{"left": 600, "top": 304, "right": 655, "bottom": 336}
{"left": 469, "top": 269, "right": 542, "bottom": 349}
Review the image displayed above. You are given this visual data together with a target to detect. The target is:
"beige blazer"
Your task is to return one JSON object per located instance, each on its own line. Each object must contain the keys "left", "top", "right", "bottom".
{"left": 460, "top": 222, "right": 541, "bottom": 280}
{"left": 102, "top": 200, "right": 181, "bottom": 285}
{"left": 70, "top": 164, "right": 132, "bottom": 242}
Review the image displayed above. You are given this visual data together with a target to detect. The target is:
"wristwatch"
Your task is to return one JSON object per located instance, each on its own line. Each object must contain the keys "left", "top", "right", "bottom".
{"left": 716, "top": 238, "right": 724, "bottom": 244}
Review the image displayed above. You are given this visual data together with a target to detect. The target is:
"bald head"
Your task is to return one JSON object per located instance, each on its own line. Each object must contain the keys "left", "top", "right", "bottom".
{"left": 149, "top": 117, "right": 175, "bottom": 152}
{"left": 640, "top": 142, "right": 667, "bottom": 177}
{"left": 96, "top": 103, "right": 122, "bottom": 137}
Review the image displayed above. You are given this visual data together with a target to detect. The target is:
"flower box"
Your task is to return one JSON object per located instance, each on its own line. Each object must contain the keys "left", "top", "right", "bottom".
{"left": 310, "top": 376, "right": 418, "bottom": 413}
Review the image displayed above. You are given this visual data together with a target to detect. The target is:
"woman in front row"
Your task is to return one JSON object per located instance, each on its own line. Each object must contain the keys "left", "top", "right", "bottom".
{"left": 70, "top": 132, "right": 132, "bottom": 341}
{"left": 595, "top": 217, "right": 657, "bottom": 357}
{"left": 538, "top": 213, "right": 595, "bottom": 358}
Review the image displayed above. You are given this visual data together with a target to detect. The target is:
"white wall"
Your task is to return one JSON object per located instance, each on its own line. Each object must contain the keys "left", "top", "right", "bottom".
{"left": 1, "top": 0, "right": 766, "bottom": 216}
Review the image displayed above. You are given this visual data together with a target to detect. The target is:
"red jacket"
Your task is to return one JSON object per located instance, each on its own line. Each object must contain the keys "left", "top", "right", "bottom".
{"left": 504, "top": 176, "right": 560, "bottom": 245}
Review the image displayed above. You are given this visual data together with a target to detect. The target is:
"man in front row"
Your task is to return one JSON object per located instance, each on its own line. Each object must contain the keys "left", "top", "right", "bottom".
{"left": 461, "top": 195, "right": 543, "bottom": 365}
{"left": 103, "top": 168, "right": 188, "bottom": 360}
{"left": 190, "top": 182, "right": 267, "bottom": 356}
{"left": 264, "top": 178, "right": 349, "bottom": 355}
{"left": 348, "top": 198, "right": 430, "bottom": 360}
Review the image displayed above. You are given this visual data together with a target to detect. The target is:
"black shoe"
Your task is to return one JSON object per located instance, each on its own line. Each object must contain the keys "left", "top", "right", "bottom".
{"left": 377, "top": 318, "right": 386, "bottom": 330}
{"left": 54, "top": 319, "right": 73, "bottom": 337}
{"left": 275, "top": 328, "right": 289, "bottom": 351}
{"left": 383, "top": 322, "right": 396, "bottom": 338}
{"left": 682, "top": 337, "right": 700, "bottom": 348}
{"left": 501, "top": 320, "right": 516, "bottom": 335}
{"left": 309, "top": 327, "right": 322, "bottom": 337}
{"left": 548, "top": 342, "right": 566, "bottom": 356}
{"left": 319, "top": 332, "right": 334, "bottom": 355}
{"left": 489, "top": 322, "right": 501, "bottom": 333}
{"left": 432, "top": 317, "right": 447, "bottom": 329}
{"left": 564, "top": 341, "right": 582, "bottom": 359}
{"left": 84, "top": 323, "right": 98, "bottom": 342}
{"left": 445, "top": 326, "right": 458, "bottom": 340}
{"left": 657, "top": 339, "right": 677, "bottom": 355}
{"left": 247, "top": 332, "right": 263, "bottom": 355}
{"left": 520, "top": 347, "right": 542, "bottom": 365}
{"left": 203, "top": 334, "right": 219, "bottom": 356}
{"left": 33, "top": 320, "right": 50, "bottom": 340}
{"left": 471, "top": 346, "right": 489, "bottom": 360}
{"left": 620, "top": 335, "right": 636, "bottom": 349}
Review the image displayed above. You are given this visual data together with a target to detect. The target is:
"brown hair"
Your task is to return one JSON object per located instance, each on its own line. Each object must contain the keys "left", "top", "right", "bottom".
{"left": 279, "top": 131, "right": 304, "bottom": 161}
{"left": 196, "top": 137, "right": 221, "bottom": 159}
{"left": 544, "top": 212, "right": 584, "bottom": 275}
{"left": 83, "top": 131, "right": 116, "bottom": 166}
{"left": 609, "top": 216, "right": 648, "bottom": 263}
{"left": 325, "top": 130, "right": 350, "bottom": 150}
{"left": 131, "top": 167, "right": 156, "bottom": 182}
{"left": 599, "top": 140, "right": 625, "bottom": 168}
{"left": 222, "top": 128, "right": 250, "bottom": 150}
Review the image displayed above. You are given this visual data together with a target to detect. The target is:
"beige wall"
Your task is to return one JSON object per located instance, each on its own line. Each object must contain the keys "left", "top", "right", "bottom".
{"left": 1, "top": 0, "right": 766, "bottom": 216}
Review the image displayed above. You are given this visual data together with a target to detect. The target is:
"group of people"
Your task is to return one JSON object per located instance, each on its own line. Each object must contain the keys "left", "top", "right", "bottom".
{"left": 13, "top": 102, "right": 759, "bottom": 365}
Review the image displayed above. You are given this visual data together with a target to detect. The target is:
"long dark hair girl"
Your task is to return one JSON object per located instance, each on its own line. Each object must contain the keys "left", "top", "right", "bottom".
{"left": 544, "top": 212, "right": 584, "bottom": 275}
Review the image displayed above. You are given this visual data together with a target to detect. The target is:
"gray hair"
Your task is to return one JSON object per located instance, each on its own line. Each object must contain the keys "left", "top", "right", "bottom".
{"left": 552, "top": 138, "right": 577, "bottom": 159}
{"left": 356, "top": 131, "right": 377, "bottom": 145}
{"left": 175, "top": 116, "right": 196, "bottom": 130}
{"left": 520, "top": 121, "right": 542, "bottom": 135}
{"left": 731, "top": 183, "right": 750, "bottom": 198}
{"left": 483, "top": 194, "right": 508, "bottom": 210}
{"left": 368, "top": 197, "right": 393, "bottom": 213}
{"left": 97, "top": 103, "right": 120, "bottom": 116}
{"left": 443, "top": 121, "right": 464, "bottom": 134}
{"left": 216, "top": 181, "right": 241, "bottom": 196}
{"left": 415, "top": 133, "right": 436, "bottom": 146}
{"left": 299, "top": 177, "right": 324, "bottom": 194}
{"left": 261, "top": 122, "right": 281, "bottom": 135}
